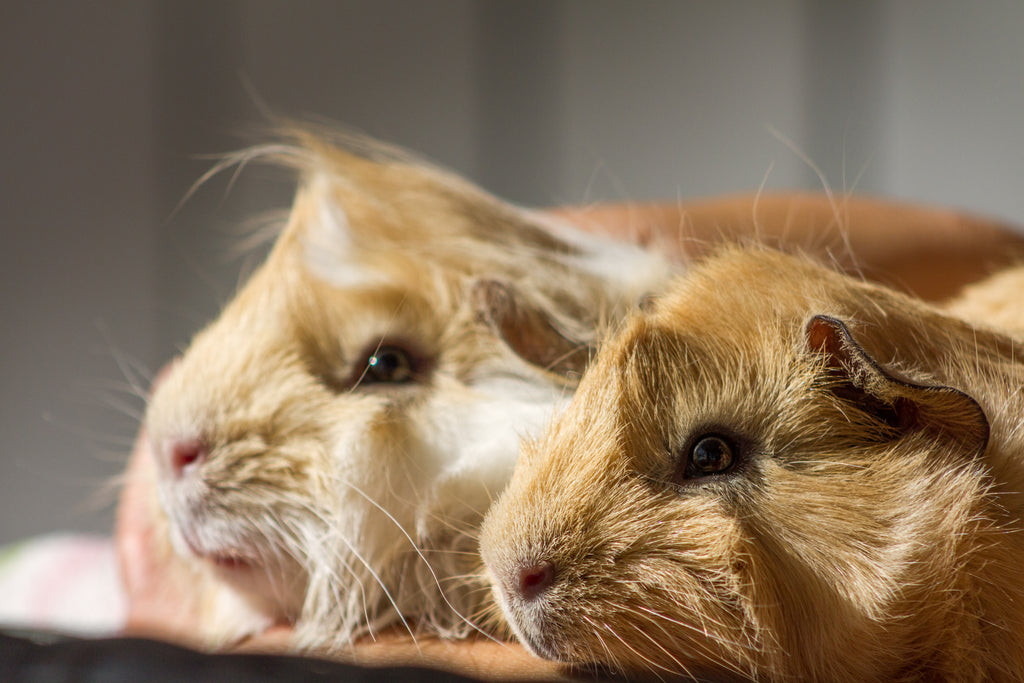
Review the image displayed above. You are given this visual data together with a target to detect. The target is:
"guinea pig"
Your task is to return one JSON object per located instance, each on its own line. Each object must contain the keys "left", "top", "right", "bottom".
{"left": 945, "top": 263, "right": 1024, "bottom": 336}
{"left": 480, "top": 246, "right": 1024, "bottom": 682}
{"left": 143, "top": 129, "right": 673, "bottom": 649}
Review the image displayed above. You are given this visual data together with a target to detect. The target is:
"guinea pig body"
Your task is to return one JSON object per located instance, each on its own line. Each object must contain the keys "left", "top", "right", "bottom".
{"left": 945, "top": 263, "right": 1024, "bottom": 335}
{"left": 143, "top": 131, "right": 673, "bottom": 649}
{"left": 480, "top": 247, "right": 1024, "bottom": 682}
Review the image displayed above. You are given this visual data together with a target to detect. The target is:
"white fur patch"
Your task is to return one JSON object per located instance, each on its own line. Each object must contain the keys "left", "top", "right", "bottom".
{"left": 527, "top": 210, "right": 676, "bottom": 298}
{"left": 301, "top": 177, "right": 388, "bottom": 289}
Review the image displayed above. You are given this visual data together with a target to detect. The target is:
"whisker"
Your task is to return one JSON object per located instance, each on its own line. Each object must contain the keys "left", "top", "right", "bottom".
{"left": 342, "top": 479, "right": 499, "bottom": 644}
{"left": 582, "top": 614, "right": 625, "bottom": 676}
{"left": 597, "top": 615, "right": 681, "bottom": 679}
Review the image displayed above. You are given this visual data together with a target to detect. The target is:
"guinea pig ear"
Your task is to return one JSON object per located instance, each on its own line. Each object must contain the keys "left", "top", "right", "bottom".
{"left": 472, "top": 279, "right": 591, "bottom": 380}
{"left": 805, "top": 315, "right": 989, "bottom": 457}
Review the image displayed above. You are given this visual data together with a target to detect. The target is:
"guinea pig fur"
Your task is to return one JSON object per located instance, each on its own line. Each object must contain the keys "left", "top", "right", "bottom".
{"left": 480, "top": 246, "right": 1024, "bottom": 682}
{"left": 946, "top": 263, "right": 1024, "bottom": 337}
{"left": 143, "top": 129, "right": 673, "bottom": 649}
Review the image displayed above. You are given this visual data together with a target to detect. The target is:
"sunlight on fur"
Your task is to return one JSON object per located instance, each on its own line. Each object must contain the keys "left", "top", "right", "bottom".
{"left": 142, "top": 127, "right": 673, "bottom": 650}
{"left": 137, "top": 123, "right": 1024, "bottom": 677}
{"left": 481, "top": 246, "right": 1024, "bottom": 681}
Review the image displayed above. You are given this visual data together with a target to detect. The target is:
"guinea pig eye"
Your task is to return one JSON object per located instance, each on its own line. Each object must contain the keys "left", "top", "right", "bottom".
{"left": 363, "top": 345, "right": 416, "bottom": 384}
{"left": 684, "top": 434, "right": 736, "bottom": 478}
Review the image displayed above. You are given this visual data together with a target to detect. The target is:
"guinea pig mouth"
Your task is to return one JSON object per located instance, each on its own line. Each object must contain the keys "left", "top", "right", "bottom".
{"left": 178, "top": 528, "right": 259, "bottom": 572}
{"left": 191, "top": 542, "right": 254, "bottom": 570}
{"left": 500, "top": 602, "right": 567, "bottom": 662}
{"left": 208, "top": 552, "right": 255, "bottom": 571}
{"left": 516, "top": 628, "right": 564, "bottom": 662}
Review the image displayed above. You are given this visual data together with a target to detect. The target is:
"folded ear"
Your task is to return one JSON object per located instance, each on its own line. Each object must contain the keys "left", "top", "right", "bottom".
{"left": 805, "top": 315, "right": 989, "bottom": 458}
{"left": 472, "top": 279, "right": 591, "bottom": 380}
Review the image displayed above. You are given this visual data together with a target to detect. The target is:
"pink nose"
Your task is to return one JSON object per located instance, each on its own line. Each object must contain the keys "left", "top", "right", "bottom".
{"left": 168, "top": 438, "right": 207, "bottom": 478}
{"left": 516, "top": 560, "right": 556, "bottom": 601}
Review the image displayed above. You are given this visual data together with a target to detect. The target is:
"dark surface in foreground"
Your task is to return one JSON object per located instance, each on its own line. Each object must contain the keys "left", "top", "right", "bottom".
{"left": 0, "top": 628, "right": 485, "bottom": 683}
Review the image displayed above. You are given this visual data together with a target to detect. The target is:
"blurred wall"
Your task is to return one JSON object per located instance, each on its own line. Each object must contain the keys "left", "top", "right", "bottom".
{"left": 2, "top": 1, "right": 1023, "bottom": 544}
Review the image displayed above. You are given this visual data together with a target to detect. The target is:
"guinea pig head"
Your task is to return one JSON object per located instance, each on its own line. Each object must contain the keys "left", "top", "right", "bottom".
{"left": 144, "top": 135, "right": 671, "bottom": 647}
{"left": 480, "top": 250, "right": 995, "bottom": 681}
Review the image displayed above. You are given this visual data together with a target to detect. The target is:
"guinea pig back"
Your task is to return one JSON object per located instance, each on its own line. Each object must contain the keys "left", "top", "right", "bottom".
{"left": 143, "top": 129, "right": 672, "bottom": 649}
{"left": 480, "top": 246, "right": 1024, "bottom": 681}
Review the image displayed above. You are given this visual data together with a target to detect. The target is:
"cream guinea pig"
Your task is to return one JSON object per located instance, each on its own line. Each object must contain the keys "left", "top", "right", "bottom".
{"left": 142, "top": 129, "right": 673, "bottom": 649}
{"left": 481, "top": 246, "right": 1024, "bottom": 681}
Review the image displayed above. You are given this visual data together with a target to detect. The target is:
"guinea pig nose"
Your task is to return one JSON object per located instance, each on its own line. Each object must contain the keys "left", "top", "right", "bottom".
{"left": 169, "top": 438, "right": 207, "bottom": 478}
{"left": 516, "top": 560, "right": 556, "bottom": 601}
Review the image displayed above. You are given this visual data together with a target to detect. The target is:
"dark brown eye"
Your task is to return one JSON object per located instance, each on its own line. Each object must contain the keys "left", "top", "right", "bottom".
{"left": 685, "top": 434, "right": 735, "bottom": 477}
{"left": 364, "top": 346, "right": 416, "bottom": 384}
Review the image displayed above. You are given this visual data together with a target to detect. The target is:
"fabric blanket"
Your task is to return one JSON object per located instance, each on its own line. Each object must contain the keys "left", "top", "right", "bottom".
{"left": 0, "top": 533, "right": 126, "bottom": 636}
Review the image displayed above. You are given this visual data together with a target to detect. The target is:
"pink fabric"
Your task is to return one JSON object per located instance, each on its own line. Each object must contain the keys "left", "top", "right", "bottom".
{"left": 0, "top": 533, "right": 126, "bottom": 635}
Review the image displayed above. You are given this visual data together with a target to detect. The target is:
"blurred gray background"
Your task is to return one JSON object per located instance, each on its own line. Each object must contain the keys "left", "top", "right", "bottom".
{"left": 3, "top": 1, "right": 1024, "bottom": 544}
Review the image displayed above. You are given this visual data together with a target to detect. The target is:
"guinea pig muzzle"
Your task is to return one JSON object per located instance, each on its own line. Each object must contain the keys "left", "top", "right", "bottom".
{"left": 489, "top": 556, "right": 569, "bottom": 659}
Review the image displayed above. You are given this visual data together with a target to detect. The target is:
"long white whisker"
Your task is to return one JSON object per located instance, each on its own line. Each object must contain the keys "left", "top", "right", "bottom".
{"left": 594, "top": 615, "right": 679, "bottom": 678}
{"left": 342, "top": 479, "right": 499, "bottom": 644}
{"left": 326, "top": 533, "right": 393, "bottom": 644}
